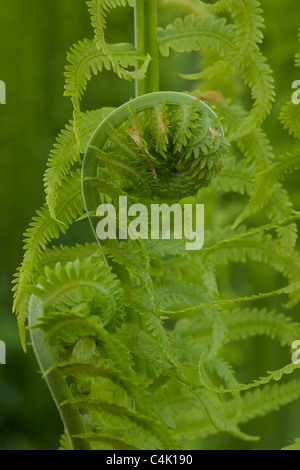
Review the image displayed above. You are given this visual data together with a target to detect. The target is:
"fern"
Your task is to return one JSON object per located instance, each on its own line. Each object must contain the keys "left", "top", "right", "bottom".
{"left": 162, "top": 282, "right": 300, "bottom": 314}
{"left": 180, "top": 2, "right": 275, "bottom": 140}
{"left": 36, "top": 243, "right": 100, "bottom": 271}
{"left": 282, "top": 438, "right": 300, "bottom": 451}
{"left": 280, "top": 102, "right": 300, "bottom": 140}
{"left": 44, "top": 108, "right": 115, "bottom": 218}
{"left": 30, "top": 259, "right": 125, "bottom": 329}
{"left": 13, "top": 170, "right": 84, "bottom": 350}
{"left": 175, "top": 307, "right": 300, "bottom": 349}
{"left": 236, "top": 152, "right": 300, "bottom": 224}
{"left": 188, "top": 52, "right": 275, "bottom": 140}
{"left": 211, "top": 157, "right": 253, "bottom": 195}
{"left": 230, "top": 52, "right": 275, "bottom": 139}
{"left": 209, "top": 98, "right": 275, "bottom": 169}
{"left": 65, "top": 38, "right": 149, "bottom": 144}
{"left": 196, "top": 0, "right": 264, "bottom": 52}
{"left": 199, "top": 354, "right": 300, "bottom": 393}
{"left": 87, "top": 0, "right": 150, "bottom": 81}
{"left": 224, "top": 307, "right": 300, "bottom": 347}
{"left": 14, "top": 0, "right": 300, "bottom": 450}
{"left": 65, "top": 0, "right": 151, "bottom": 145}
{"left": 175, "top": 379, "right": 300, "bottom": 442}
{"left": 157, "top": 15, "right": 237, "bottom": 58}
{"left": 280, "top": 31, "right": 300, "bottom": 140}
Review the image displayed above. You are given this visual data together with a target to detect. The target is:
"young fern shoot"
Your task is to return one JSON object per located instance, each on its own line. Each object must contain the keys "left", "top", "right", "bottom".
{"left": 13, "top": 0, "right": 300, "bottom": 450}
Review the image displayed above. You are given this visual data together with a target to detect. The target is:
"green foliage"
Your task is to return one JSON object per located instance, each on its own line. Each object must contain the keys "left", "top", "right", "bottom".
{"left": 13, "top": 169, "right": 85, "bottom": 349}
{"left": 157, "top": 15, "right": 237, "bottom": 57}
{"left": 86, "top": 97, "right": 228, "bottom": 200}
{"left": 13, "top": 0, "right": 300, "bottom": 450}
{"left": 44, "top": 108, "right": 115, "bottom": 218}
{"left": 282, "top": 437, "right": 300, "bottom": 451}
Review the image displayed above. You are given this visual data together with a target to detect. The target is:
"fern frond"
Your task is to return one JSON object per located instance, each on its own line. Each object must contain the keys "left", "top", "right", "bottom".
{"left": 176, "top": 307, "right": 300, "bottom": 349}
{"left": 229, "top": 52, "right": 275, "bottom": 140}
{"left": 47, "top": 361, "right": 152, "bottom": 416}
{"left": 187, "top": 56, "right": 274, "bottom": 141}
{"left": 207, "top": 99, "right": 295, "bottom": 237}
{"left": 212, "top": 99, "right": 294, "bottom": 233}
{"left": 135, "top": 302, "right": 179, "bottom": 366}
{"left": 100, "top": 242, "right": 159, "bottom": 314}
{"left": 75, "top": 432, "right": 140, "bottom": 450}
{"left": 211, "top": 157, "right": 253, "bottom": 195}
{"left": 12, "top": 170, "right": 84, "bottom": 349}
{"left": 87, "top": 0, "right": 132, "bottom": 51}
{"left": 276, "top": 222, "right": 298, "bottom": 256}
{"left": 157, "top": 14, "right": 237, "bottom": 58}
{"left": 184, "top": 0, "right": 266, "bottom": 85}
{"left": 100, "top": 243, "right": 151, "bottom": 289}
{"left": 236, "top": 152, "right": 300, "bottom": 223}
{"left": 87, "top": 0, "right": 134, "bottom": 49}
{"left": 63, "top": 398, "right": 180, "bottom": 450}
{"left": 175, "top": 379, "right": 300, "bottom": 441}
{"left": 87, "top": 0, "right": 150, "bottom": 80}
{"left": 143, "top": 238, "right": 187, "bottom": 258}
{"left": 59, "top": 433, "right": 72, "bottom": 451}
{"left": 189, "top": 0, "right": 263, "bottom": 84}
{"left": 195, "top": 0, "right": 264, "bottom": 52}
{"left": 116, "top": 323, "right": 171, "bottom": 376}
{"left": 184, "top": 46, "right": 274, "bottom": 140}
{"left": 30, "top": 259, "right": 125, "bottom": 330}
{"left": 280, "top": 102, "right": 300, "bottom": 140}
{"left": 211, "top": 99, "right": 275, "bottom": 168}
{"left": 16, "top": 0, "right": 300, "bottom": 449}
{"left": 201, "top": 229, "right": 300, "bottom": 307}
{"left": 199, "top": 256, "right": 219, "bottom": 297}
{"left": 162, "top": 282, "right": 300, "bottom": 314}
{"left": 37, "top": 243, "right": 100, "bottom": 271}
{"left": 282, "top": 438, "right": 300, "bottom": 451}
{"left": 225, "top": 307, "right": 300, "bottom": 347}
{"left": 44, "top": 108, "right": 114, "bottom": 218}
{"left": 156, "top": 281, "right": 227, "bottom": 357}
{"left": 199, "top": 354, "right": 300, "bottom": 393}
{"left": 64, "top": 38, "right": 148, "bottom": 144}
{"left": 207, "top": 357, "right": 240, "bottom": 390}
{"left": 33, "top": 317, "right": 138, "bottom": 393}
{"left": 264, "top": 188, "right": 296, "bottom": 249}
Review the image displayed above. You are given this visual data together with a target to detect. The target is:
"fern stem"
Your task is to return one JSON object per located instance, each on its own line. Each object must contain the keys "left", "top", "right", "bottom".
{"left": 28, "top": 294, "right": 91, "bottom": 451}
{"left": 134, "top": 0, "right": 159, "bottom": 96}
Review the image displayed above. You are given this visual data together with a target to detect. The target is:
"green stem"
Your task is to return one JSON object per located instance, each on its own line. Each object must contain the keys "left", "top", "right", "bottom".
{"left": 29, "top": 295, "right": 91, "bottom": 451}
{"left": 134, "top": 0, "right": 159, "bottom": 96}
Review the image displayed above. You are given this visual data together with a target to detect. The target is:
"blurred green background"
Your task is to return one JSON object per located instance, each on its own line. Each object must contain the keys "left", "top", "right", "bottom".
{"left": 0, "top": 0, "right": 300, "bottom": 450}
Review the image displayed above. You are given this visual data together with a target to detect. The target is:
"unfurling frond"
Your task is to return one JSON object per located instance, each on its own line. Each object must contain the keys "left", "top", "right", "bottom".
{"left": 13, "top": 170, "right": 84, "bottom": 349}
{"left": 44, "top": 108, "right": 115, "bottom": 218}
{"left": 64, "top": 38, "right": 148, "bottom": 144}
{"left": 14, "top": 0, "right": 300, "bottom": 451}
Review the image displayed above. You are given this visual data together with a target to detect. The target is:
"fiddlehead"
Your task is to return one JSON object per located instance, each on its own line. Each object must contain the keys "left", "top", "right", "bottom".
{"left": 82, "top": 92, "right": 228, "bottom": 220}
{"left": 15, "top": 0, "right": 300, "bottom": 451}
{"left": 27, "top": 91, "right": 229, "bottom": 451}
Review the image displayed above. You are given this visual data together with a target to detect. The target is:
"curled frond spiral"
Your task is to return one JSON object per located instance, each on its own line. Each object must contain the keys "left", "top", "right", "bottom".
{"left": 82, "top": 92, "right": 228, "bottom": 206}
